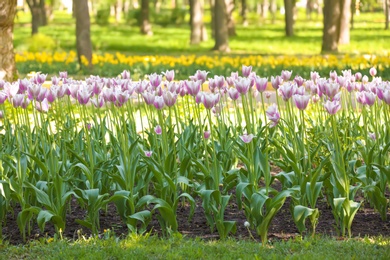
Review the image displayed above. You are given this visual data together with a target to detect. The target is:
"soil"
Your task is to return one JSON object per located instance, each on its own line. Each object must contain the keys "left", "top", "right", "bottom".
{"left": 2, "top": 184, "right": 390, "bottom": 245}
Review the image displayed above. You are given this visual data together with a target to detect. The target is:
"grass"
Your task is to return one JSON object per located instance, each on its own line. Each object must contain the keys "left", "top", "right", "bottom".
{"left": 13, "top": 9, "right": 390, "bottom": 56}
{"left": 1, "top": 234, "right": 390, "bottom": 260}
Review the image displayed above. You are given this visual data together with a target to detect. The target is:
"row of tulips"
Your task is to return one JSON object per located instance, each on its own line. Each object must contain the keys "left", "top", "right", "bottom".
{"left": 0, "top": 65, "right": 389, "bottom": 245}
{"left": 15, "top": 51, "right": 390, "bottom": 80}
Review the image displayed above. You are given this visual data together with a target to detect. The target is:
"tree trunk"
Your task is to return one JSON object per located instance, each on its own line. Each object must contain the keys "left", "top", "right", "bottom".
{"left": 190, "top": 0, "right": 207, "bottom": 44}
{"left": 0, "top": 0, "right": 18, "bottom": 81}
{"left": 210, "top": 0, "right": 215, "bottom": 38}
{"left": 140, "top": 0, "right": 153, "bottom": 35}
{"left": 115, "top": 0, "right": 122, "bottom": 23}
{"left": 73, "top": 0, "right": 93, "bottom": 70}
{"left": 339, "top": 0, "right": 351, "bottom": 44}
{"left": 26, "top": 0, "right": 42, "bottom": 35}
{"left": 262, "top": 0, "right": 269, "bottom": 19}
{"left": 225, "top": 0, "right": 236, "bottom": 36}
{"left": 270, "top": 0, "right": 277, "bottom": 24}
{"left": 213, "top": 0, "right": 230, "bottom": 52}
{"left": 39, "top": 0, "right": 47, "bottom": 26}
{"left": 386, "top": 0, "right": 390, "bottom": 29}
{"left": 322, "top": 0, "right": 341, "bottom": 53}
{"left": 284, "top": 0, "right": 294, "bottom": 37}
{"left": 351, "top": 0, "right": 355, "bottom": 29}
{"left": 241, "top": 0, "right": 248, "bottom": 26}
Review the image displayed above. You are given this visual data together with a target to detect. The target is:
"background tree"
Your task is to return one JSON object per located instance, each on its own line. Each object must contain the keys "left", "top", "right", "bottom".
{"left": 385, "top": 0, "right": 390, "bottom": 29}
{"left": 0, "top": 0, "right": 17, "bottom": 81}
{"left": 140, "top": 0, "right": 153, "bottom": 35}
{"left": 73, "top": 0, "right": 93, "bottom": 70}
{"left": 339, "top": 0, "right": 351, "bottom": 44}
{"left": 241, "top": 0, "right": 248, "bottom": 26}
{"left": 322, "top": 0, "right": 341, "bottom": 52}
{"left": 213, "top": 0, "right": 230, "bottom": 52}
{"left": 26, "top": 0, "right": 47, "bottom": 35}
{"left": 189, "top": 0, "right": 207, "bottom": 44}
{"left": 284, "top": 0, "right": 295, "bottom": 36}
{"left": 226, "top": 0, "right": 236, "bottom": 36}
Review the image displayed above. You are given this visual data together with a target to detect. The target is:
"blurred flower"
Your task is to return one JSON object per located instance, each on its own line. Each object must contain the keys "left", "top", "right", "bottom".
{"left": 266, "top": 104, "right": 280, "bottom": 127}
{"left": 36, "top": 98, "right": 50, "bottom": 112}
{"left": 278, "top": 82, "right": 296, "bottom": 101}
{"left": 121, "top": 70, "right": 131, "bottom": 79}
{"left": 204, "top": 130, "right": 211, "bottom": 139}
{"left": 294, "top": 75, "right": 305, "bottom": 87}
{"left": 244, "top": 221, "right": 250, "bottom": 228}
{"left": 59, "top": 71, "right": 68, "bottom": 79}
{"left": 240, "top": 133, "right": 255, "bottom": 143}
{"left": 149, "top": 73, "right": 162, "bottom": 88}
{"left": 324, "top": 100, "right": 341, "bottom": 115}
{"left": 228, "top": 88, "right": 240, "bottom": 100}
{"left": 271, "top": 75, "right": 283, "bottom": 90}
{"left": 144, "top": 150, "right": 153, "bottom": 157}
{"left": 369, "top": 67, "right": 377, "bottom": 77}
{"left": 368, "top": 132, "right": 376, "bottom": 141}
{"left": 163, "top": 91, "right": 177, "bottom": 107}
{"left": 155, "top": 125, "right": 162, "bottom": 135}
{"left": 202, "top": 93, "right": 219, "bottom": 109}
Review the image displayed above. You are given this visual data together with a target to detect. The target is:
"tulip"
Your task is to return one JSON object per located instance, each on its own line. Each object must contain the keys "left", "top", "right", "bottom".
{"left": 240, "top": 133, "right": 255, "bottom": 143}
{"left": 36, "top": 87, "right": 48, "bottom": 102}
{"left": 368, "top": 132, "right": 376, "bottom": 141}
{"left": 202, "top": 93, "right": 219, "bottom": 109}
{"left": 228, "top": 88, "right": 240, "bottom": 100}
{"left": 12, "top": 94, "right": 25, "bottom": 108}
{"left": 266, "top": 104, "right": 280, "bottom": 127}
{"left": 271, "top": 75, "right": 283, "bottom": 90}
{"left": 324, "top": 100, "right": 341, "bottom": 115}
{"left": 45, "top": 88, "right": 57, "bottom": 103}
{"left": 144, "top": 151, "right": 153, "bottom": 157}
{"left": 18, "top": 78, "right": 30, "bottom": 92}
{"left": 27, "top": 84, "right": 42, "bottom": 100}
{"left": 121, "top": 70, "right": 131, "bottom": 79}
{"left": 163, "top": 91, "right": 177, "bottom": 107}
{"left": 281, "top": 70, "right": 292, "bottom": 81}
{"left": 149, "top": 73, "right": 162, "bottom": 88}
{"left": 142, "top": 91, "right": 155, "bottom": 105}
{"left": 59, "top": 71, "right": 68, "bottom": 79}
{"left": 155, "top": 125, "right": 162, "bottom": 135}
{"left": 153, "top": 96, "right": 165, "bottom": 110}
{"left": 369, "top": 67, "right": 377, "bottom": 77}
{"left": 254, "top": 76, "right": 268, "bottom": 92}
{"left": 163, "top": 70, "right": 175, "bottom": 82}
{"left": 0, "top": 91, "right": 8, "bottom": 104}
{"left": 329, "top": 71, "right": 337, "bottom": 82}
{"left": 294, "top": 75, "right": 305, "bottom": 87}
{"left": 193, "top": 70, "right": 209, "bottom": 83}
{"left": 310, "top": 71, "right": 320, "bottom": 83}
{"left": 185, "top": 80, "right": 202, "bottom": 96}
{"left": 293, "top": 94, "right": 311, "bottom": 110}
{"left": 382, "top": 89, "right": 390, "bottom": 105}
{"left": 278, "top": 82, "right": 296, "bottom": 101}
{"left": 91, "top": 95, "right": 105, "bottom": 108}
{"left": 234, "top": 77, "right": 252, "bottom": 94}
{"left": 242, "top": 65, "right": 252, "bottom": 77}
{"left": 35, "top": 98, "right": 50, "bottom": 113}
{"left": 51, "top": 76, "right": 60, "bottom": 86}
{"left": 214, "top": 75, "right": 226, "bottom": 89}
{"left": 203, "top": 130, "right": 211, "bottom": 139}
{"left": 265, "top": 91, "right": 272, "bottom": 99}
{"left": 363, "top": 91, "right": 376, "bottom": 106}
{"left": 355, "top": 72, "right": 362, "bottom": 81}
{"left": 77, "top": 86, "right": 92, "bottom": 105}
{"left": 324, "top": 82, "right": 340, "bottom": 100}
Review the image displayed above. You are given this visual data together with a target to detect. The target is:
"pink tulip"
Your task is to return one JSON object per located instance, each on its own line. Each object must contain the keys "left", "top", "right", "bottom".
{"left": 329, "top": 71, "right": 337, "bottom": 82}
{"left": 294, "top": 76, "right": 305, "bottom": 87}
{"left": 310, "top": 71, "right": 320, "bottom": 83}
{"left": 324, "top": 100, "right": 341, "bottom": 115}
{"left": 59, "top": 71, "right": 68, "bottom": 79}
{"left": 163, "top": 91, "right": 177, "bottom": 107}
{"left": 18, "top": 78, "right": 30, "bottom": 92}
{"left": 254, "top": 76, "right": 268, "bottom": 92}
{"left": 202, "top": 93, "right": 219, "bottom": 109}
{"left": 142, "top": 92, "right": 155, "bottom": 105}
{"left": 355, "top": 72, "right": 362, "bottom": 81}
{"left": 121, "top": 70, "right": 131, "bottom": 79}
{"left": 163, "top": 70, "right": 175, "bottom": 82}
{"left": 77, "top": 86, "right": 91, "bottom": 105}
{"left": 91, "top": 95, "right": 104, "bottom": 108}
{"left": 369, "top": 67, "right": 377, "bottom": 77}
{"left": 278, "top": 82, "right": 296, "bottom": 101}
{"left": 204, "top": 130, "right": 211, "bottom": 139}
{"left": 271, "top": 75, "right": 283, "bottom": 90}
{"left": 153, "top": 96, "right": 165, "bottom": 109}
{"left": 144, "top": 150, "right": 153, "bottom": 157}
{"left": 0, "top": 91, "right": 8, "bottom": 104}
{"left": 149, "top": 73, "right": 162, "bottom": 88}
{"left": 368, "top": 132, "right": 376, "bottom": 141}
{"left": 193, "top": 70, "right": 209, "bottom": 83}
{"left": 266, "top": 104, "right": 280, "bottom": 127}
{"left": 324, "top": 82, "right": 340, "bottom": 100}
{"left": 281, "top": 70, "right": 292, "bottom": 81}
{"left": 240, "top": 133, "right": 255, "bottom": 143}
{"left": 12, "top": 94, "right": 25, "bottom": 108}
{"left": 293, "top": 94, "right": 310, "bottom": 110}
{"left": 185, "top": 80, "right": 202, "bottom": 96}
{"left": 228, "top": 88, "right": 240, "bottom": 100}
{"left": 234, "top": 77, "right": 251, "bottom": 94}
{"left": 155, "top": 125, "right": 162, "bottom": 135}
{"left": 35, "top": 98, "right": 50, "bottom": 113}
{"left": 27, "top": 84, "right": 42, "bottom": 100}
{"left": 242, "top": 65, "right": 252, "bottom": 77}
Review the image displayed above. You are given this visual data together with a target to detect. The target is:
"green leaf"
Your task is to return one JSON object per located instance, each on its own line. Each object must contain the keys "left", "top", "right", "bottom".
{"left": 293, "top": 205, "right": 319, "bottom": 234}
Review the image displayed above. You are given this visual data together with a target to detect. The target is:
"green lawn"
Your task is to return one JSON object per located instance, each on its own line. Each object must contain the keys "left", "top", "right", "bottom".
{"left": 13, "top": 9, "right": 390, "bottom": 56}
{"left": 1, "top": 235, "right": 390, "bottom": 260}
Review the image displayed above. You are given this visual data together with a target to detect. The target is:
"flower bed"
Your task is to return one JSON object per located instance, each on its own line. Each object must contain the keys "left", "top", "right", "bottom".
{"left": 0, "top": 66, "right": 389, "bottom": 245}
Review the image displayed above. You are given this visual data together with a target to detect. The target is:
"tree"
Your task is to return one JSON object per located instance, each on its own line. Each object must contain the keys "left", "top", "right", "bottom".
{"left": 140, "top": 0, "right": 152, "bottom": 35}
{"left": 225, "top": 0, "right": 236, "bottom": 36}
{"left": 284, "top": 0, "right": 295, "bottom": 37}
{"left": 322, "top": 0, "right": 341, "bottom": 52}
{"left": 385, "top": 0, "right": 390, "bottom": 29}
{"left": 73, "top": 0, "right": 93, "bottom": 70}
{"left": 189, "top": 0, "right": 207, "bottom": 44}
{"left": 339, "top": 0, "right": 351, "bottom": 44}
{"left": 241, "top": 0, "right": 248, "bottom": 26}
{"left": 26, "top": 0, "right": 47, "bottom": 35}
{"left": 213, "top": 0, "right": 230, "bottom": 52}
{"left": 0, "top": 0, "right": 18, "bottom": 81}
